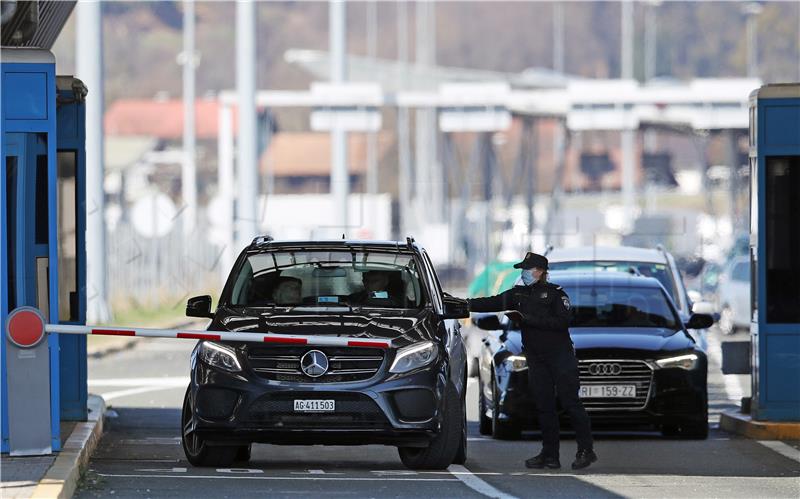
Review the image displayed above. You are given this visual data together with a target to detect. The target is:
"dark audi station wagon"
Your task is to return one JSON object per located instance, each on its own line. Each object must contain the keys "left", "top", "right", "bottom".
{"left": 181, "top": 238, "right": 470, "bottom": 470}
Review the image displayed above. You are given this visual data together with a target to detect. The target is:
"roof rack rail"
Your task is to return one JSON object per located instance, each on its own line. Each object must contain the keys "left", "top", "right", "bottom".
{"left": 251, "top": 235, "right": 274, "bottom": 246}
{"left": 655, "top": 244, "right": 670, "bottom": 262}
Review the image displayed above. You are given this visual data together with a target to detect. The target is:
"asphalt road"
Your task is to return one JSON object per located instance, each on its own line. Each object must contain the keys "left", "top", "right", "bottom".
{"left": 77, "top": 328, "right": 800, "bottom": 499}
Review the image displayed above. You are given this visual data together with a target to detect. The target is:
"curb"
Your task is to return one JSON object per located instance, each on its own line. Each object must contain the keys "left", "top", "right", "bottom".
{"left": 31, "top": 395, "right": 106, "bottom": 499}
{"left": 720, "top": 410, "right": 800, "bottom": 440}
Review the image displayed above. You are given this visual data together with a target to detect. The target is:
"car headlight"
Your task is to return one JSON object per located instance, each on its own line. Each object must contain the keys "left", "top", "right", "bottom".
{"left": 655, "top": 353, "right": 698, "bottom": 370}
{"left": 389, "top": 341, "right": 438, "bottom": 374}
{"left": 199, "top": 341, "right": 242, "bottom": 372}
{"left": 504, "top": 355, "right": 528, "bottom": 372}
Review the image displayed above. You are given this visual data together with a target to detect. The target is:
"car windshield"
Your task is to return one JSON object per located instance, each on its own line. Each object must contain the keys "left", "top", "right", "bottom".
{"left": 550, "top": 260, "right": 678, "bottom": 306}
{"left": 562, "top": 285, "right": 681, "bottom": 330}
{"left": 228, "top": 250, "right": 426, "bottom": 309}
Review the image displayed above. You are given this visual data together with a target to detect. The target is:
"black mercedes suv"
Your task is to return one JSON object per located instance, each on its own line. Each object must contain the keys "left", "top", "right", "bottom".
{"left": 181, "top": 238, "right": 470, "bottom": 470}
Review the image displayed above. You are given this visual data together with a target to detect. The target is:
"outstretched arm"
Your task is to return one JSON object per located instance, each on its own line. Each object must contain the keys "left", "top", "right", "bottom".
{"left": 467, "top": 289, "right": 515, "bottom": 313}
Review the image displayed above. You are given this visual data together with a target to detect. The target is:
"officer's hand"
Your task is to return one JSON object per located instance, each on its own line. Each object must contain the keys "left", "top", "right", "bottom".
{"left": 505, "top": 311, "right": 524, "bottom": 322}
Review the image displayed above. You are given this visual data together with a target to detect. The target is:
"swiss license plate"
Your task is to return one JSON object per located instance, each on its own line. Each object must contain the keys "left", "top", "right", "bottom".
{"left": 579, "top": 385, "right": 636, "bottom": 398}
{"left": 293, "top": 399, "right": 335, "bottom": 412}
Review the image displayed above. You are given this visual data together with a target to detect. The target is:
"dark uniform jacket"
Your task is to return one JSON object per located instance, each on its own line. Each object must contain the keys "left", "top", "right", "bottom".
{"left": 468, "top": 281, "right": 572, "bottom": 353}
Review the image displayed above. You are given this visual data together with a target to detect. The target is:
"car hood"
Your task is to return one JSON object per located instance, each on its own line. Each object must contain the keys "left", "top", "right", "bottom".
{"left": 570, "top": 327, "right": 694, "bottom": 352}
{"left": 211, "top": 306, "right": 436, "bottom": 347}
{"left": 499, "top": 327, "right": 694, "bottom": 355}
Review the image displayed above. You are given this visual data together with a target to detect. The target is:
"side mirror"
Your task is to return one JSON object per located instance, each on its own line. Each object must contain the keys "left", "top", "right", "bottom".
{"left": 186, "top": 295, "right": 214, "bottom": 319}
{"left": 686, "top": 312, "right": 715, "bottom": 330}
{"left": 691, "top": 301, "right": 715, "bottom": 316}
{"left": 441, "top": 295, "right": 470, "bottom": 319}
{"left": 474, "top": 315, "right": 502, "bottom": 331}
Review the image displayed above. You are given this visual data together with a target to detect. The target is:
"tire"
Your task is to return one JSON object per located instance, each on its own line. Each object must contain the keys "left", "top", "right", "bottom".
{"left": 719, "top": 306, "right": 735, "bottom": 335}
{"left": 181, "top": 386, "right": 239, "bottom": 467}
{"left": 398, "top": 383, "right": 463, "bottom": 470}
{"left": 491, "top": 373, "right": 521, "bottom": 440}
{"left": 478, "top": 377, "right": 492, "bottom": 436}
{"left": 681, "top": 420, "right": 709, "bottom": 440}
{"left": 234, "top": 444, "right": 252, "bottom": 463}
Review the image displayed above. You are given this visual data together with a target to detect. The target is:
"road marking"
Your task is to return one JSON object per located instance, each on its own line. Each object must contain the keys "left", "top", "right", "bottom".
{"left": 757, "top": 440, "right": 800, "bottom": 464}
{"left": 89, "top": 376, "right": 190, "bottom": 387}
{"left": 134, "top": 468, "right": 187, "bottom": 473}
{"left": 95, "top": 473, "right": 457, "bottom": 482}
{"left": 447, "top": 465, "right": 517, "bottom": 499}
{"left": 101, "top": 385, "right": 184, "bottom": 401}
{"left": 217, "top": 468, "right": 264, "bottom": 474}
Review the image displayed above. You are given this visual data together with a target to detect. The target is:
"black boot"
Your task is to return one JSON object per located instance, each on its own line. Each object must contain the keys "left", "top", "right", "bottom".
{"left": 525, "top": 453, "right": 561, "bottom": 469}
{"left": 571, "top": 449, "right": 597, "bottom": 470}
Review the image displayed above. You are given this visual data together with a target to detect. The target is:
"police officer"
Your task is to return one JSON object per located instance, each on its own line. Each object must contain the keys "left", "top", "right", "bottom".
{"left": 467, "top": 252, "right": 597, "bottom": 470}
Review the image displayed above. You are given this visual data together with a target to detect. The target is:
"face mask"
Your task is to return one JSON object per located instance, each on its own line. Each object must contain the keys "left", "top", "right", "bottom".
{"left": 521, "top": 269, "right": 535, "bottom": 286}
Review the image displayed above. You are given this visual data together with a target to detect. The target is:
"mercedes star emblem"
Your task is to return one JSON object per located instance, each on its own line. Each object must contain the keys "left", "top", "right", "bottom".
{"left": 300, "top": 350, "right": 329, "bottom": 378}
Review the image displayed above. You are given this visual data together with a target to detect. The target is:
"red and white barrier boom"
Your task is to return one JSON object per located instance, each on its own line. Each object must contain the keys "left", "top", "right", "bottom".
{"left": 7, "top": 307, "right": 391, "bottom": 350}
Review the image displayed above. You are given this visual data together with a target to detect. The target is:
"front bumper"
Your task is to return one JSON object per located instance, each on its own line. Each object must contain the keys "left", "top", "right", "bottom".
{"left": 188, "top": 355, "right": 447, "bottom": 447}
{"left": 497, "top": 363, "right": 707, "bottom": 430}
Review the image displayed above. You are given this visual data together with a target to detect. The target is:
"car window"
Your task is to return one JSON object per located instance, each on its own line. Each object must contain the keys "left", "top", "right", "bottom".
{"left": 561, "top": 285, "right": 681, "bottom": 331}
{"left": 731, "top": 262, "right": 749, "bottom": 282}
{"left": 228, "top": 250, "right": 426, "bottom": 309}
{"left": 549, "top": 260, "right": 678, "bottom": 306}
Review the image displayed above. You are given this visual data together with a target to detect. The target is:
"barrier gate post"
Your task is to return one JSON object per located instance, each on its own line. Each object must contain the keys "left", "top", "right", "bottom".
{"left": 5, "top": 307, "right": 51, "bottom": 455}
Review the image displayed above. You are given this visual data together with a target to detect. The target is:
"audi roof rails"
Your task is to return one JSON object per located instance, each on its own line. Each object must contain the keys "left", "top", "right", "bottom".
{"left": 251, "top": 235, "right": 274, "bottom": 246}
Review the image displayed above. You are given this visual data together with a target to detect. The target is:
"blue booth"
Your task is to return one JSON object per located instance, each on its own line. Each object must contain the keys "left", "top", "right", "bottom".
{"left": 749, "top": 84, "right": 800, "bottom": 421}
{"left": 1, "top": 47, "right": 87, "bottom": 452}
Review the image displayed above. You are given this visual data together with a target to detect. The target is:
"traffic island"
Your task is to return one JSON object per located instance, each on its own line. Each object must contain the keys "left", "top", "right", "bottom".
{"left": 30, "top": 395, "right": 106, "bottom": 499}
{"left": 720, "top": 410, "right": 800, "bottom": 440}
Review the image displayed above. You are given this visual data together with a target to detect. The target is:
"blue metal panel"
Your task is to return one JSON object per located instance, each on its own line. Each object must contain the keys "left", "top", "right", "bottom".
{"left": 57, "top": 84, "right": 88, "bottom": 421}
{"left": 752, "top": 94, "right": 800, "bottom": 422}
{"left": 3, "top": 72, "right": 48, "bottom": 120}
{"left": 1, "top": 58, "right": 61, "bottom": 451}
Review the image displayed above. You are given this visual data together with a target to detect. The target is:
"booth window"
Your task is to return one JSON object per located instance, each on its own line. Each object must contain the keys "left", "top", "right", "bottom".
{"left": 58, "top": 151, "right": 79, "bottom": 321}
{"left": 6, "top": 156, "right": 18, "bottom": 310}
{"left": 765, "top": 156, "right": 800, "bottom": 323}
{"left": 35, "top": 153, "right": 49, "bottom": 244}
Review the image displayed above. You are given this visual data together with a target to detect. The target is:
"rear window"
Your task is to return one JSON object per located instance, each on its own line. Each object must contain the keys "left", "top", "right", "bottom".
{"left": 549, "top": 260, "right": 678, "bottom": 306}
{"left": 562, "top": 285, "right": 680, "bottom": 331}
{"left": 228, "top": 250, "right": 426, "bottom": 309}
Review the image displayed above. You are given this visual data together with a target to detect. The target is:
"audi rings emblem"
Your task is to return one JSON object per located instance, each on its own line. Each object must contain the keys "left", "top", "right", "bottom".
{"left": 301, "top": 350, "right": 329, "bottom": 378}
{"left": 588, "top": 363, "right": 622, "bottom": 376}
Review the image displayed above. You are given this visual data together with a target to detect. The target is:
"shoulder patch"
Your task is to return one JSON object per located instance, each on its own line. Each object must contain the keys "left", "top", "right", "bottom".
{"left": 561, "top": 296, "right": 571, "bottom": 310}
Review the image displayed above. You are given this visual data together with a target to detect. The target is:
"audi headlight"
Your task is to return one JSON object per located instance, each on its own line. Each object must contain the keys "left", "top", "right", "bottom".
{"left": 504, "top": 355, "right": 528, "bottom": 372}
{"left": 389, "top": 341, "right": 438, "bottom": 374}
{"left": 655, "top": 353, "right": 698, "bottom": 370}
{"left": 199, "top": 341, "right": 242, "bottom": 372}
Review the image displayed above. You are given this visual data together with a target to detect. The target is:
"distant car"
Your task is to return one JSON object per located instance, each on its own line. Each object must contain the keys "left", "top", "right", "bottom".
{"left": 181, "top": 238, "right": 470, "bottom": 470}
{"left": 544, "top": 245, "right": 715, "bottom": 348}
{"left": 717, "top": 256, "right": 751, "bottom": 335}
{"left": 475, "top": 272, "right": 712, "bottom": 440}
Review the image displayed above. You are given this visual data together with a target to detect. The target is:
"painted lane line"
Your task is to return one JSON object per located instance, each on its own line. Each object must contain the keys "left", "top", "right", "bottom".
{"left": 447, "top": 465, "right": 518, "bottom": 499}
{"left": 95, "top": 473, "right": 457, "bottom": 482}
{"left": 88, "top": 376, "right": 190, "bottom": 387}
{"left": 101, "top": 385, "right": 185, "bottom": 402}
{"left": 757, "top": 440, "right": 800, "bottom": 464}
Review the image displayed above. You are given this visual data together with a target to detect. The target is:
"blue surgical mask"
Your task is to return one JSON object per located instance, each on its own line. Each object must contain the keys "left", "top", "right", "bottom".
{"left": 521, "top": 269, "right": 535, "bottom": 286}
